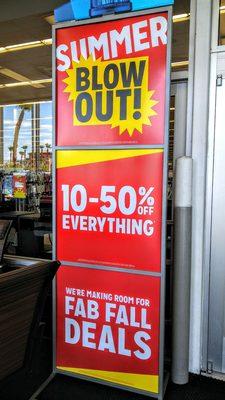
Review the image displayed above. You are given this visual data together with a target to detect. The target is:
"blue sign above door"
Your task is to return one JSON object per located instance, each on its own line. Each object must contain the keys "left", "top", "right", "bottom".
{"left": 54, "top": 0, "right": 174, "bottom": 23}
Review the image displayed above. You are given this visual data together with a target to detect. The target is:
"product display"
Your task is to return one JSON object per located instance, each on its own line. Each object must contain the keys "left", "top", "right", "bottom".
{"left": 26, "top": 172, "right": 52, "bottom": 212}
{"left": 0, "top": 171, "right": 52, "bottom": 213}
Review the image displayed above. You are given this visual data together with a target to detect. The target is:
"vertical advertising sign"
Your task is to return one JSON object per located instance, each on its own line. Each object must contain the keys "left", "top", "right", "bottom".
{"left": 54, "top": 6, "right": 171, "bottom": 399}
{"left": 57, "top": 266, "right": 161, "bottom": 393}
{"left": 56, "top": 149, "right": 163, "bottom": 272}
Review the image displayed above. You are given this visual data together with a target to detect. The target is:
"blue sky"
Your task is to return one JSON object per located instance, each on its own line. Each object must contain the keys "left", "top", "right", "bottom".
{"left": 2, "top": 101, "right": 52, "bottom": 162}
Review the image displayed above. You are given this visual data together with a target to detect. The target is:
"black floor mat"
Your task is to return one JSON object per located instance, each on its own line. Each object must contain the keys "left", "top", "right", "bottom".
{"left": 1, "top": 352, "right": 225, "bottom": 400}
{"left": 36, "top": 373, "right": 225, "bottom": 400}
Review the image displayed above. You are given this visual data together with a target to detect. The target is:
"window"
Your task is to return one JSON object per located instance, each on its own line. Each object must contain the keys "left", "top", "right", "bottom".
{"left": 3, "top": 105, "right": 32, "bottom": 169}
{"left": 39, "top": 102, "right": 52, "bottom": 172}
{"left": 0, "top": 101, "right": 52, "bottom": 172}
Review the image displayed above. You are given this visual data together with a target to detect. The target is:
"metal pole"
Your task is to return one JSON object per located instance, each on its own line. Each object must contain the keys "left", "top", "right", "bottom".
{"left": 172, "top": 156, "right": 192, "bottom": 385}
{"left": 0, "top": 108, "right": 4, "bottom": 167}
{"left": 35, "top": 104, "right": 40, "bottom": 172}
{"left": 31, "top": 105, "right": 35, "bottom": 170}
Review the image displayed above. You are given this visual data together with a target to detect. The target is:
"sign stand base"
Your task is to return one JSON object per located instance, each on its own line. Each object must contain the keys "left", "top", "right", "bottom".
{"left": 28, "top": 370, "right": 170, "bottom": 400}
{"left": 28, "top": 372, "right": 56, "bottom": 400}
{"left": 163, "top": 371, "right": 170, "bottom": 399}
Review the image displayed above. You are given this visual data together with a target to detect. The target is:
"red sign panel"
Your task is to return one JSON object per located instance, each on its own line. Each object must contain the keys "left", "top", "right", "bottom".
{"left": 56, "top": 266, "right": 160, "bottom": 394}
{"left": 56, "top": 149, "right": 163, "bottom": 272}
{"left": 56, "top": 12, "right": 168, "bottom": 146}
{"left": 13, "top": 173, "right": 27, "bottom": 199}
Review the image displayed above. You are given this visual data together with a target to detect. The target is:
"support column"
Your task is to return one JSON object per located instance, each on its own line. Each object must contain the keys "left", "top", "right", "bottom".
{"left": 172, "top": 156, "right": 192, "bottom": 384}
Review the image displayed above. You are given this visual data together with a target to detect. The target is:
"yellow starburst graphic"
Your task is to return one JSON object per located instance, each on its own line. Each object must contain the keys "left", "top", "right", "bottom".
{"left": 63, "top": 55, "right": 158, "bottom": 136}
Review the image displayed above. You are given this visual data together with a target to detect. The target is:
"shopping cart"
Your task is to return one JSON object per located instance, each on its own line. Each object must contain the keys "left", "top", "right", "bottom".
{"left": 90, "top": 0, "right": 132, "bottom": 17}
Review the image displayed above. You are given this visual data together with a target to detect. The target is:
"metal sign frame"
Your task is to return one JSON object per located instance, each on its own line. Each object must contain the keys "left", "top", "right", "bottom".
{"left": 52, "top": 7, "right": 172, "bottom": 399}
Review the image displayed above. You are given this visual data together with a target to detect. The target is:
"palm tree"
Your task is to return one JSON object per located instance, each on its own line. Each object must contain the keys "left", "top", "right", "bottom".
{"left": 13, "top": 105, "right": 31, "bottom": 167}
{"left": 8, "top": 146, "right": 13, "bottom": 164}
{"left": 22, "top": 145, "right": 28, "bottom": 160}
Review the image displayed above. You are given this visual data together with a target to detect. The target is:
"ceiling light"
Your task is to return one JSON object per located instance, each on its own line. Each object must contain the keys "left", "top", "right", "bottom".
{"left": 41, "top": 39, "right": 52, "bottom": 45}
{"left": 0, "top": 100, "right": 52, "bottom": 107}
{"left": 173, "top": 13, "right": 190, "bottom": 23}
{"left": 6, "top": 41, "right": 42, "bottom": 50}
{"left": 0, "top": 78, "right": 52, "bottom": 89}
{"left": 30, "top": 79, "right": 52, "bottom": 85}
{"left": 4, "top": 82, "right": 30, "bottom": 88}
{"left": 172, "top": 61, "right": 189, "bottom": 68}
{"left": 0, "top": 39, "right": 52, "bottom": 54}
{"left": 45, "top": 15, "right": 55, "bottom": 25}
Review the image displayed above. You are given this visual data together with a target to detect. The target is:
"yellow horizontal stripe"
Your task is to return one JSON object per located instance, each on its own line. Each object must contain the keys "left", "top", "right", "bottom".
{"left": 56, "top": 149, "right": 163, "bottom": 169}
{"left": 57, "top": 366, "right": 159, "bottom": 394}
